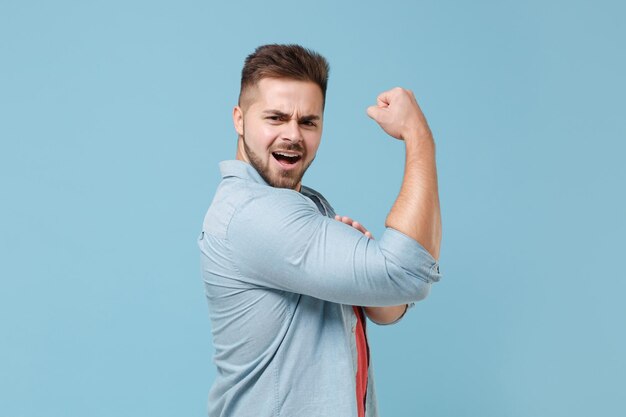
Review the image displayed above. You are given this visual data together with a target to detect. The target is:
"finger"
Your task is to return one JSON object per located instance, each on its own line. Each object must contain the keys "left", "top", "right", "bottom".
{"left": 352, "top": 221, "right": 368, "bottom": 235}
{"left": 366, "top": 105, "right": 383, "bottom": 120}
{"left": 365, "top": 231, "right": 373, "bottom": 239}
{"left": 335, "top": 215, "right": 356, "bottom": 227}
{"left": 367, "top": 91, "right": 393, "bottom": 121}
{"left": 376, "top": 90, "right": 393, "bottom": 106}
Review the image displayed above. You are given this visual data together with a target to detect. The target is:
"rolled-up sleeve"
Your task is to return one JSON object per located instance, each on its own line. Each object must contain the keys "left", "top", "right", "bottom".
{"left": 227, "top": 189, "right": 441, "bottom": 306}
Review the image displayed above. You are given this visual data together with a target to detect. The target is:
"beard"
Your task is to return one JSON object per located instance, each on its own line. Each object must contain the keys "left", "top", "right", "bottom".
{"left": 242, "top": 135, "right": 314, "bottom": 191}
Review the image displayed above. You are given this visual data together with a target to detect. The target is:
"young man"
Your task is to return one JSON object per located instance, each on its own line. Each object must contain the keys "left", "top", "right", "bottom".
{"left": 198, "top": 44, "right": 442, "bottom": 417}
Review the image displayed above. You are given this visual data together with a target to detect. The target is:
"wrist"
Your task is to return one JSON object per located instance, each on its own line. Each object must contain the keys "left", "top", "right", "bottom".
{"left": 404, "top": 133, "right": 435, "bottom": 156}
{"left": 403, "top": 125, "right": 432, "bottom": 140}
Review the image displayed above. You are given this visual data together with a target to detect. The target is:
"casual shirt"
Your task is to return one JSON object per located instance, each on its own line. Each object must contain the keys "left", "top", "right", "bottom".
{"left": 198, "top": 160, "right": 442, "bottom": 417}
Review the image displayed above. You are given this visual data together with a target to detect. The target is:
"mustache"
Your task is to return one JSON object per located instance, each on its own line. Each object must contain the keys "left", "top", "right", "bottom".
{"left": 272, "top": 143, "right": 305, "bottom": 153}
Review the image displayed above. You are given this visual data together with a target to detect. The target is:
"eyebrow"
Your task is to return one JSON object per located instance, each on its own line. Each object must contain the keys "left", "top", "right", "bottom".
{"left": 262, "top": 109, "right": 321, "bottom": 121}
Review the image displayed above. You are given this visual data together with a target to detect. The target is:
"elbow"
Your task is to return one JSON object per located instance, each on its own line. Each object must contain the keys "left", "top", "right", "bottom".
{"left": 383, "top": 259, "right": 437, "bottom": 303}
{"left": 413, "top": 279, "right": 432, "bottom": 302}
{"left": 377, "top": 227, "right": 442, "bottom": 287}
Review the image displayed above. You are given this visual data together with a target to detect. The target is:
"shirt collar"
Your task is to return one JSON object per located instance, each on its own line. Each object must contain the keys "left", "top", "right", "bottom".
{"left": 219, "top": 160, "right": 269, "bottom": 186}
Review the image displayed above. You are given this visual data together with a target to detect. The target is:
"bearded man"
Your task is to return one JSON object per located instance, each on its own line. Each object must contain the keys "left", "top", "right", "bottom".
{"left": 198, "top": 44, "right": 442, "bottom": 417}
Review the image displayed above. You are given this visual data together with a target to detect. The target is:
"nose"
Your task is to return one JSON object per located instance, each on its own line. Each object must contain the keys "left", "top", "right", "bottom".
{"left": 281, "top": 119, "right": 303, "bottom": 143}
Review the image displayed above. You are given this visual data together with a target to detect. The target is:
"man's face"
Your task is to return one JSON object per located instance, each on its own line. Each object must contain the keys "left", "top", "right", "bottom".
{"left": 233, "top": 78, "right": 324, "bottom": 191}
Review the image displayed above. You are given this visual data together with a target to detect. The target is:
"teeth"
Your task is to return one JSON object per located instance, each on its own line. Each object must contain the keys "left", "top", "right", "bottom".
{"left": 274, "top": 152, "right": 300, "bottom": 157}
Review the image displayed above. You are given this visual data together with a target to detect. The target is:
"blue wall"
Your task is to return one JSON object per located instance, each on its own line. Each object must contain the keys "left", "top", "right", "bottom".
{"left": 1, "top": 0, "right": 624, "bottom": 415}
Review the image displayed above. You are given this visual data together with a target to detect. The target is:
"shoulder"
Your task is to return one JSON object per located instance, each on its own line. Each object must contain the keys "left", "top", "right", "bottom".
{"left": 231, "top": 185, "right": 320, "bottom": 229}
{"left": 203, "top": 177, "right": 321, "bottom": 238}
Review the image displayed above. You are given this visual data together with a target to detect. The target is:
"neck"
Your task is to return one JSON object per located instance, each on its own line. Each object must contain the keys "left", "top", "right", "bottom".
{"left": 235, "top": 137, "right": 249, "bottom": 163}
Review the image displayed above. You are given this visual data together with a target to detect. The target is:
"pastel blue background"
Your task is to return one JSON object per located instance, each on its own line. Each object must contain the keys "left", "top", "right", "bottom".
{"left": 1, "top": 0, "right": 624, "bottom": 416}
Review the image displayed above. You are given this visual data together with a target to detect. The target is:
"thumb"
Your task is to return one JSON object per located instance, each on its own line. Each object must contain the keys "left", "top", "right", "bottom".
{"left": 366, "top": 105, "right": 384, "bottom": 121}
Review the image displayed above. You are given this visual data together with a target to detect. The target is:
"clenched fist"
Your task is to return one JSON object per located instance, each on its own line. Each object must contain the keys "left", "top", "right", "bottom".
{"left": 366, "top": 87, "right": 433, "bottom": 142}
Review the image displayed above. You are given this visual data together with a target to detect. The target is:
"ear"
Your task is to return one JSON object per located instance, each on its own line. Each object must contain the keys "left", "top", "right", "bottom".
{"left": 233, "top": 106, "right": 244, "bottom": 136}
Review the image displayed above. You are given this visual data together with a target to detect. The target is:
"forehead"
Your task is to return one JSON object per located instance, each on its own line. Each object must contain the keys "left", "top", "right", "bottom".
{"left": 246, "top": 78, "right": 324, "bottom": 114}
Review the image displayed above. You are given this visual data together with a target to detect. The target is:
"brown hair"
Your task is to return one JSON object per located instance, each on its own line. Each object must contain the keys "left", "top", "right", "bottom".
{"left": 239, "top": 44, "right": 330, "bottom": 108}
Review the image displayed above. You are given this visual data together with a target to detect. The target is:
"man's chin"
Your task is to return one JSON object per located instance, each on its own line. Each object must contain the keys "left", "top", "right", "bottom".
{"left": 248, "top": 157, "right": 310, "bottom": 190}
{"left": 267, "top": 172, "right": 302, "bottom": 190}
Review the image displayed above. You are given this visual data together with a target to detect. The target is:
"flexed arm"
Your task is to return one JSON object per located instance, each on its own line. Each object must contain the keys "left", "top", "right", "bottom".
{"left": 223, "top": 88, "right": 441, "bottom": 307}
{"left": 367, "top": 88, "right": 442, "bottom": 260}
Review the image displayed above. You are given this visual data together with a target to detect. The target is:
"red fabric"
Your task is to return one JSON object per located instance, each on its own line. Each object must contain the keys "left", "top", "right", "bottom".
{"left": 353, "top": 306, "right": 369, "bottom": 417}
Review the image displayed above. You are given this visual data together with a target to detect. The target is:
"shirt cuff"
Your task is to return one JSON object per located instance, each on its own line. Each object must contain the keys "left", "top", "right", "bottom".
{"left": 378, "top": 227, "right": 442, "bottom": 284}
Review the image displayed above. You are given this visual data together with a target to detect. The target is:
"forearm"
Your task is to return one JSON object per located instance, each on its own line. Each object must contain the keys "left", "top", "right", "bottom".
{"left": 364, "top": 304, "right": 408, "bottom": 325}
{"left": 386, "top": 136, "right": 441, "bottom": 260}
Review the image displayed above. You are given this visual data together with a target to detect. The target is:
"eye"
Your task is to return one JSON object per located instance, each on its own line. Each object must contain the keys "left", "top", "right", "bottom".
{"left": 301, "top": 120, "right": 317, "bottom": 127}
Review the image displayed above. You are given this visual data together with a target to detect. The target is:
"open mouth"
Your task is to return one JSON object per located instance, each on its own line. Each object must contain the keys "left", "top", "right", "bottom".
{"left": 272, "top": 151, "right": 302, "bottom": 167}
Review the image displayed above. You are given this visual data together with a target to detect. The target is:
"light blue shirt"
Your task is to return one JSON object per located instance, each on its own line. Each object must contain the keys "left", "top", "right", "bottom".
{"left": 198, "top": 160, "right": 441, "bottom": 417}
